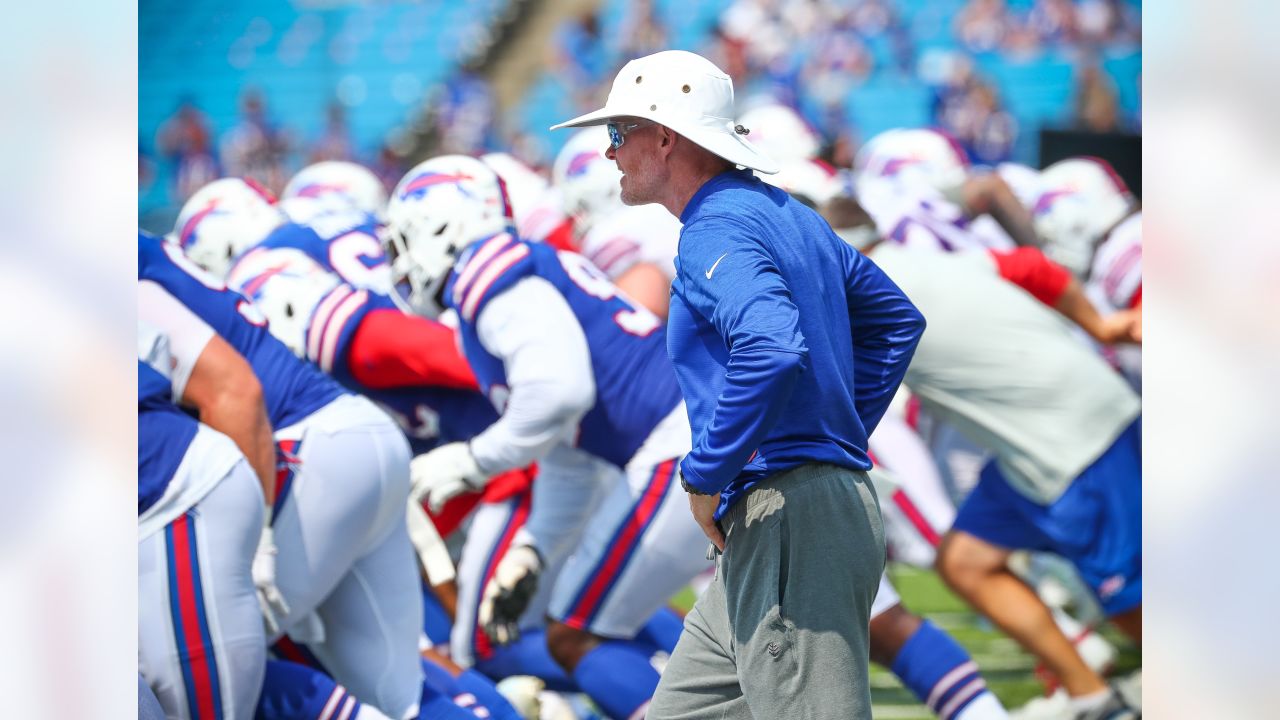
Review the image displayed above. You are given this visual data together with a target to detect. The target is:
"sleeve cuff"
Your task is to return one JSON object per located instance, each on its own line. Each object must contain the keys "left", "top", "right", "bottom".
{"left": 678, "top": 458, "right": 725, "bottom": 495}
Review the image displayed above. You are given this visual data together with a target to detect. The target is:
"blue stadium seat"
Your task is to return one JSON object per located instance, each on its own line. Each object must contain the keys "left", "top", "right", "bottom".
{"left": 141, "top": 0, "right": 506, "bottom": 211}
{"left": 1102, "top": 51, "right": 1142, "bottom": 114}
{"left": 846, "top": 77, "right": 933, "bottom": 138}
{"left": 142, "top": 0, "right": 1141, "bottom": 219}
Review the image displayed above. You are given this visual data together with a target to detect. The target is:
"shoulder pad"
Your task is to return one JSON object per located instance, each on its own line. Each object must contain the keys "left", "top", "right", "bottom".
{"left": 305, "top": 283, "right": 371, "bottom": 373}
{"left": 447, "top": 233, "right": 533, "bottom": 323}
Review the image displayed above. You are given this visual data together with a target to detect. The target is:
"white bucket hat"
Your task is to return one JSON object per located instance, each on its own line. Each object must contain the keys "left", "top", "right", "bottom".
{"left": 551, "top": 50, "right": 779, "bottom": 174}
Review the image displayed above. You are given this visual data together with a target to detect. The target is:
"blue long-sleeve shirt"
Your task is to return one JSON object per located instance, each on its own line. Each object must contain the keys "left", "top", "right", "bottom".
{"left": 668, "top": 169, "right": 925, "bottom": 519}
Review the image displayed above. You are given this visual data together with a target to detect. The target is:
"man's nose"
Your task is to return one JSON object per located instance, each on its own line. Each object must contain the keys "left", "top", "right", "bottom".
{"left": 604, "top": 144, "right": 616, "bottom": 161}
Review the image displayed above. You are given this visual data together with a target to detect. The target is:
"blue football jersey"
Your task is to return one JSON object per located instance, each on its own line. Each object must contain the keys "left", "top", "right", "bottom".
{"left": 445, "top": 233, "right": 682, "bottom": 469}
{"left": 138, "top": 360, "right": 197, "bottom": 515}
{"left": 252, "top": 212, "right": 388, "bottom": 289}
{"left": 366, "top": 385, "right": 499, "bottom": 456}
{"left": 138, "top": 231, "right": 345, "bottom": 429}
{"left": 302, "top": 282, "right": 500, "bottom": 454}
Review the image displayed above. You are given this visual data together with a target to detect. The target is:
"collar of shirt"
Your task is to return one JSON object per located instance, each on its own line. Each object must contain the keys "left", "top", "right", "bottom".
{"left": 680, "top": 168, "right": 759, "bottom": 224}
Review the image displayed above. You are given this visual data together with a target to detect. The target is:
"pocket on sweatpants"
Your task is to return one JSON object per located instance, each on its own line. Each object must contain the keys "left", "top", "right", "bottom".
{"left": 738, "top": 603, "right": 802, "bottom": 709}
{"left": 759, "top": 605, "right": 796, "bottom": 663}
{"left": 723, "top": 497, "right": 793, "bottom": 649}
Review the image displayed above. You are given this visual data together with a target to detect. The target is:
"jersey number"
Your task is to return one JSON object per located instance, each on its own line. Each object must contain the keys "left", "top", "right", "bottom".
{"left": 557, "top": 251, "right": 659, "bottom": 337}
{"left": 164, "top": 242, "right": 270, "bottom": 327}
{"left": 381, "top": 402, "right": 442, "bottom": 440}
{"left": 329, "top": 231, "right": 389, "bottom": 291}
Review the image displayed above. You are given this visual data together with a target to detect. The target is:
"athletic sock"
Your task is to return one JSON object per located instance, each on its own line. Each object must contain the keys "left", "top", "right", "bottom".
{"left": 459, "top": 669, "right": 526, "bottom": 720}
{"left": 474, "top": 629, "right": 578, "bottom": 692}
{"left": 419, "top": 655, "right": 457, "bottom": 697}
{"left": 1068, "top": 687, "right": 1112, "bottom": 714}
{"left": 633, "top": 606, "right": 685, "bottom": 654}
{"left": 890, "top": 620, "right": 1006, "bottom": 720}
{"left": 956, "top": 692, "right": 1008, "bottom": 720}
{"left": 257, "top": 659, "right": 389, "bottom": 720}
{"left": 418, "top": 680, "right": 484, "bottom": 720}
{"left": 571, "top": 641, "right": 660, "bottom": 720}
{"left": 420, "top": 656, "right": 524, "bottom": 720}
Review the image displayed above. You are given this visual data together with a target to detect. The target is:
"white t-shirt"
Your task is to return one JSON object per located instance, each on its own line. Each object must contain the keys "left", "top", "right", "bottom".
{"left": 870, "top": 244, "right": 1141, "bottom": 503}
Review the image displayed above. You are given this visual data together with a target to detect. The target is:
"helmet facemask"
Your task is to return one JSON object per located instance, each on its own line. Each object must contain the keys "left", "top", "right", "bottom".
{"left": 385, "top": 155, "right": 514, "bottom": 318}
{"left": 385, "top": 218, "right": 454, "bottom": 319}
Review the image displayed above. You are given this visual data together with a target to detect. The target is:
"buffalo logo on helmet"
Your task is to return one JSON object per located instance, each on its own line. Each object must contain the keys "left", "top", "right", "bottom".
{"left": 237, "top": 263, "right": 293, "bottom": 300}
{"left": 1032, "top": 188, "right": 1078, "bottom": 217}
{"left": 398, "top": 171, "right": 477, "bottom": 201}
{"left": 178, "top": 200, "right": 224, "bottom": 249}
{"left": 293, "top": 182, "right": 349, "bottom": 199}
{"left": 565, "top": 151, "right": 601, "bottom": 178}
{"left": 879, "top": 155, "right": 924, "bottom": 178}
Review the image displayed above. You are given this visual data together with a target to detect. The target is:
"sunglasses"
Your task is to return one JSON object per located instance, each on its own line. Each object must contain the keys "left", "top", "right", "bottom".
{"left": 606, "top": 120, "right": 651, "bottom": 149}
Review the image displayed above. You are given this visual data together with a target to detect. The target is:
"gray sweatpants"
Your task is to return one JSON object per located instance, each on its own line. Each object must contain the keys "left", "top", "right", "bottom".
{"left": 649, "top": 463, "right": 885, "bottom": 720}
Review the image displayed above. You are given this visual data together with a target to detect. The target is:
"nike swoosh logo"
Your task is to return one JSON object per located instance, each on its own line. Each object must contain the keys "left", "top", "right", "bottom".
{"left": 705, "top": 253, "right": 727, "bottom": 279}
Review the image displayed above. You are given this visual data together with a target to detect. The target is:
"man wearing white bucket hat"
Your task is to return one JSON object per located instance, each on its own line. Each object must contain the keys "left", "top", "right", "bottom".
{"left": 554, "top": 51, "right": 927, "bottom": 719}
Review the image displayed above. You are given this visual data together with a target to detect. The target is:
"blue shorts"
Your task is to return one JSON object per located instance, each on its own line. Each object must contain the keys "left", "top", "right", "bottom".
{"left": 952, "top": 418, "right": 1141, "bottom": 615}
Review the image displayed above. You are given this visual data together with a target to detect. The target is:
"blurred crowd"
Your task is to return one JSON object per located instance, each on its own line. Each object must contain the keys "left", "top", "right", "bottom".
{"left": 539, "top": 0, "right": 1139, "bottom": 169}
{"left": 955, "top": 0, "right": 1139, "bottom": 53}
{"left": 140, "top": 88, "right": 416, "bottom": 216}
{"left": 140, "top": 0, "right": 1140, "bottom": 222}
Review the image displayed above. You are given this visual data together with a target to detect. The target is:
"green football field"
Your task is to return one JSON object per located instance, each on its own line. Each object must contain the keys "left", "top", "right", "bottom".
{"left": 670, "top": 564, "right": 1141, "bottom": 717}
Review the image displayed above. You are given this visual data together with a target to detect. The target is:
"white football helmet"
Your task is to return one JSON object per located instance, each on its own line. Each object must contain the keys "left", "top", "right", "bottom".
{"left": 855, "top": 128, "right": 971, "bottom": 205}
{"left": 227, "top": 249, "right": 339, "bottom": 358}
{"left": 277, "top": 194, "right": 374, "bottom": 245}
{"left": 283, "top": 161, "right": 389, "bottom": 223}
{"left": 173, "top": 177, "right": 285, "bottom": 279}
{"left": 552, "top": 127, "right": 622, "bottom": 237}
{"left": 995, "top": 162, "right": 1044, "bottom": 209}
{"left": 481, "top": 152, "right": 568, "bottom": 242}
{"left": 1033, "top": 157, "right": 1136, "bottom": 277}
{"left": 385, "top": 155, "right": 514, "bottom": 317}
{"left": 758, "top": 159, "right": 845, "bottom": 207}
{"left": 739, "top": 102, "right": 821, "bottom": 166}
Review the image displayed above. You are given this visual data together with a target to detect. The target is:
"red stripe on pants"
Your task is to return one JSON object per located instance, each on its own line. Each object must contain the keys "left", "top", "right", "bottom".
{"left": 171, "top": 514, "right": 218, "bottom": 718}
{"left": 568, "top": 459, "right": 675, "bottom": 627}
{"left": 474, "top": 492, "right": 532, "bottom": 660}
{"left": 892, "top": 489, "right": 942, "bottom": 548}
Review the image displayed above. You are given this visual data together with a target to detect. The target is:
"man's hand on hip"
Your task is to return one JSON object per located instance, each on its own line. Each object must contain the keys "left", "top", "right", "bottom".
{"left": 687, "top": 491, "right": 724, "bottom": 551}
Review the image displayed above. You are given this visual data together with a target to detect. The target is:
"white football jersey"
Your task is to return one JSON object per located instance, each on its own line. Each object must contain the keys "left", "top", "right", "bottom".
{"left": 857, "top": 176, "right": 1012, "bottom": 253}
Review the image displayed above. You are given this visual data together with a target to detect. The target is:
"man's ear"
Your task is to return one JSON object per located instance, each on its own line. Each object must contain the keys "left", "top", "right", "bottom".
{"left": 657, "top": 125, "right": 677, "bottom": 158}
